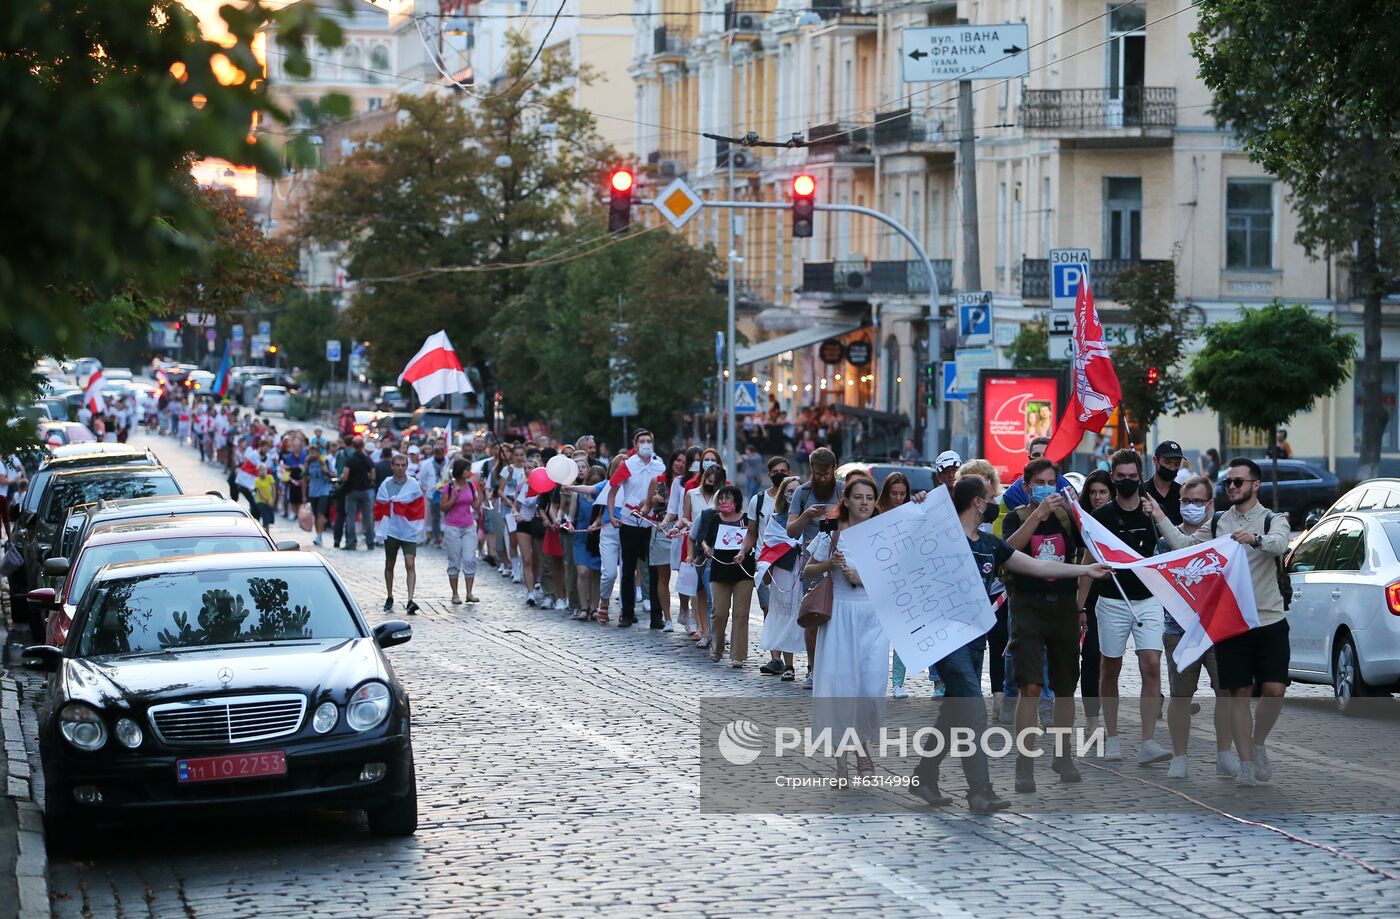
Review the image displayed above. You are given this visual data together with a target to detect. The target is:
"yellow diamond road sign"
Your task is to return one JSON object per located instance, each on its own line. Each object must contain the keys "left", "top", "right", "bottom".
{"left": 654, "top": 178, "right": 703, "bottom": 229}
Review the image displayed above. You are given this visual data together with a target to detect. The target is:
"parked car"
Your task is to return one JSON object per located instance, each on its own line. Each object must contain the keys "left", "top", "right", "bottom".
{"left": 377, "top": 386, "right": 410, "bottom": 412}
{"left": 32, "top": 514, "right": 278, "bottom": 647}
{"left": 351, "top": 410, "right": 379, "bottom": 437}
{"left": 1285, "top": 510, "right": 1400, "bottom": 711}
{"left": 368, "top": 412, "right": 415, "bottom": 442}
{"left": 12, "top": 464, "right": 181, "bottom": 638}
{"left": 835, "top": 461, "right": 937, "bottom": 494}
{"left": 37, "top": 422, "right": 95, "bottom": 447}
{"left": 184, "top": 370, "right": 215, "bottom": 393}
{"left": 102, "top": 369, "right": 133, "bottom": 383}
{"left": 255, "top": 385, "right": 289, "bottom": 414}
{"left": 1308, "top": 479, "right": 1400, "bottom": 529}
{"left": 25, "top": 552, "right": 417, "bottom": 847}
{"left": 1214, "top": 460, "right": 1339, "bottom": 529}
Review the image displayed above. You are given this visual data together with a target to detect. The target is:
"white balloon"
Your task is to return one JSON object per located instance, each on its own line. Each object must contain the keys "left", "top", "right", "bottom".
{"left": 546, "top": 453, "right": 579, "bottom": 485}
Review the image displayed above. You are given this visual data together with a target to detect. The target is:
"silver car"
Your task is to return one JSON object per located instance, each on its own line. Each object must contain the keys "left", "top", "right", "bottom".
{"left": 1285, "top": 510, "right": 1400, "bottom": 711}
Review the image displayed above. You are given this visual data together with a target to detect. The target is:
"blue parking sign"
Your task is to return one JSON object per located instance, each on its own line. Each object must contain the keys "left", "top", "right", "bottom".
{"left": 1052, "top": 262, "right": 1087, "bottom": 299}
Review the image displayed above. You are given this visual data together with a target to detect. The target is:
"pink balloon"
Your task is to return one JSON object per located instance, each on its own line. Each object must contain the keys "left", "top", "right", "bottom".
{"left": 527, "top": 466, "right": 554, "bottom": 496}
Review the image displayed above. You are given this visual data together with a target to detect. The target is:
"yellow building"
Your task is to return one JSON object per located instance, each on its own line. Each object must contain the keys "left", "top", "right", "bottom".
{"left": 630, "top": 0, "right": 1400, "bottom": 474}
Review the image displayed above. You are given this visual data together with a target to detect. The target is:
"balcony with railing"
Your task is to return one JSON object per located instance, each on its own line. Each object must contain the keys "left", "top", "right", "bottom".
{"left": 809, "top": 0, "right": 876, "bottom": 27}
{"left": 805, "top": 121, "right": 874, "bottom": 166}
{"left": 802, "top": 259, "right": 954, "bottom": 301}
{"left": 873, "top": 107, "right": 956, "bottom": 157}
{"left": 1020, "top": 87, "right": 1176, "bottom": 145}
{"left": 652, "top": 26, "right": 690, "bottom": 62}
{"left": 1021, "top": 258, "right": 1174, "bottom": 300}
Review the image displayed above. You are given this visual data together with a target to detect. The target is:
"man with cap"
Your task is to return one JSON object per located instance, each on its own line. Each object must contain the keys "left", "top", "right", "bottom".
{"left": 1145, "top": 441, "right": 1184, "bottom": 526}
{"left": 935, "top": 450, "right": 962, "bottom": 489}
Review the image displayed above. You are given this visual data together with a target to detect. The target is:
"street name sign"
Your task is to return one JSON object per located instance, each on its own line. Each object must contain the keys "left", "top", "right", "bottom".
{"left": 901, "top": 24, "right": 1030, "bottom": 83}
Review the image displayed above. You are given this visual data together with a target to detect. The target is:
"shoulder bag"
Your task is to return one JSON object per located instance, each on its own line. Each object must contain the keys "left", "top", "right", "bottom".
{"left": 797, "top": 528, "right": 841, "bottom": 629}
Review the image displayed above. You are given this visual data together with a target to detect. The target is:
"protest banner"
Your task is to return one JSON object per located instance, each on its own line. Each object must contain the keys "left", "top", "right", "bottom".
{"left": 840, "top": 488, "right": 994, "bottom": 673}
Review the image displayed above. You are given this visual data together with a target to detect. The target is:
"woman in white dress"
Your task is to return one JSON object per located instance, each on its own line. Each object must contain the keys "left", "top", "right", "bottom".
{"left": 803, "top": 474, "right": 887, "bottom": 779}
{"left": 758, "top": 476, "right": 806, "bottom": 680}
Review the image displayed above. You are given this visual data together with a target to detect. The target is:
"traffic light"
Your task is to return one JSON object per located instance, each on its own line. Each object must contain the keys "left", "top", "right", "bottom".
{"left": 608, "top": 168, "right": 634, "bottom": 233}
{"left": 268, "top": 344, "right": 279, "bottom": 355}
{"left": 792, "top": 173, "right": 815, "bottom": 238}
{"left": 1146, "top": 366, "right": 1159, "bottom": 387}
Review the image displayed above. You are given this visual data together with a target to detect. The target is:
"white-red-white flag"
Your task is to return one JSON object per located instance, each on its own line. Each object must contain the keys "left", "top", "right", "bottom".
{"left": 753, "top": 513, "right": 799, "bottom": 586}
{"left": 1046, "top": 277, "right": 1121, "bottom": 463}
{"left": 83, "top": 370, "right": 106, "bottom": 415}
{"left": 1069, "top": 499, "right": 1259, "bottom": 667}
{"left": 398, "top": 330, "right": 473, "bottom": 404}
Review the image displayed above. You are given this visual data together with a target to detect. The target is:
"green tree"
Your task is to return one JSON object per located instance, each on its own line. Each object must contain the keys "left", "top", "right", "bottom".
{"left": 1005, "top": 317, "right": 1065, "bottom": 370}
{"left": 0, "top": 0, "right": 346, "bottom": 450}
{"left": 298, "top": 39, "right": 615, "bottom": 384}
{"left": 1186, "top": 301, "right": 1355, "bottom": 507}
{"left": 1109, "top": 262, "right": 1200, "bottom": 445}
{"left": 488, "top": 222, "right": 724, "bottom": 439}
{"left": 1193, "top": 2, "right": 1399, "bottom": 478}
{"left": 266, "top": 290, "right": 342, "bottom": 389}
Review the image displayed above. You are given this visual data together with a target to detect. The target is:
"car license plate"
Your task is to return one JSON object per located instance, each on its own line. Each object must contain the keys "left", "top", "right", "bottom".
{"left": 177, "top": 751, "right": 287, "bottom": 784}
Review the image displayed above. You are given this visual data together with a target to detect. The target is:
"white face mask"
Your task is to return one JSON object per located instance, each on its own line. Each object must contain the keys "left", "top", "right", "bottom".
{"left": 1181, "top": 503, "right": 1208, "bottom": 525}
{"left": 637, "top": 443, "right": 654, "bottom": 460}
{"left": 702, "top": 459, "right": 717, "bottom": 471}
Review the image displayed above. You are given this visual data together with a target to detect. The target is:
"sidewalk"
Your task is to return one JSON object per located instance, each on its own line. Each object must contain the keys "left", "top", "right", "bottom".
{"left": 2, "top": 602, "right": 49, "bottom": 919}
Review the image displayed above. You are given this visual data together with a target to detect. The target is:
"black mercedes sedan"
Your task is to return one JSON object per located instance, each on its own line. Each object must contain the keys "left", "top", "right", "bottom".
{"left": 23, "top": 551, "right": 416, "bottom": 847}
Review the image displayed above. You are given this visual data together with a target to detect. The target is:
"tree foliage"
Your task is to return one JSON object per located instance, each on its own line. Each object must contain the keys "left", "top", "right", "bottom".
{"left": 266, "top": 290, "right": 342, "bottom": 388}
{"left": 1005, "top": 317, "right": 1065, "bottom": 371}
{"left": 1193, "top": 1, "right": 1399, "bottom": 477}
{"left": 298, "top": 39, "right": 617, "bottom": 383}
{"left": 1109, "top": 262, "right": 1199, "bottom": 445}
{"left": 488, "top": 222, "right": 725, "bottom": 439}
{"left": 0, "top": 0, "right": 346, "bottom": 451}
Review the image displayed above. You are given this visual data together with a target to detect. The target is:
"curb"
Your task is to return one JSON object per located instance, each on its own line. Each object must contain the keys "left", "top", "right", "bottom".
{"left": 2, "top": 675, "right": 48, "bottom": 919}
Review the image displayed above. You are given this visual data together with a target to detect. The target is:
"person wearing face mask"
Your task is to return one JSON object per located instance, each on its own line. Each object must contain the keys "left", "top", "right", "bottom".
{"left": 747, "top": 455, "right": 792, "bottom": 673}
{"left": 607, "top": 429, "right": 668, "bottom": 628}
{"left": 1145, "top": 441, "right": 1185, "bottom": 525}
{"left": 1076, "top": 469, "right": 1114, "bottom": 738}
{"left": 694, "top": 485, "right": 755, "bottom": 667}
{"left": 1000, "top": 457, "right": 1087, "bottom": 791}
{"left": 663, "top": 447, "right": 703, "bottom": 635}
{"left": 1001, "top": 436, "right": 1077, "bottom": 510}
{"left": 1090, "top": 448, "right": 1172, "bottom": 768}
{"left": 757, "top": 475, "right": 804, "bottom": 680}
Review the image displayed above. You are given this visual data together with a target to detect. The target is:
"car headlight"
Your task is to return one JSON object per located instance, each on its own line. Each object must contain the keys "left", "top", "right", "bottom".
{"left": 346, "top": 682, "right": 390, "bottom": 732}
{"left": 313, "top": 701, "right": 339, "bottom": 734}
{"left": 59, "top": 704, "right": 107, "bottom": 751}
{"left": 114, "top": 717, "right": 142, "bottom": 749}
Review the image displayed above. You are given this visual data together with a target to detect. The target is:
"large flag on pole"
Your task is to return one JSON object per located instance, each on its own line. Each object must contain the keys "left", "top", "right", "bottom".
{"left": 1068, "top": 499, "right": 1259, "bottom": 667}
{"left": 211, "top": 342, "right": 233, "bottom": 398}
{"left": 1046, "top": 277, "right": 1122, "bottom": 463}
{"left": 83, "top": 370, "right": 106, "bottom": 415}
{"left": 398, "top": 330, "right": 473, "bottom": 404}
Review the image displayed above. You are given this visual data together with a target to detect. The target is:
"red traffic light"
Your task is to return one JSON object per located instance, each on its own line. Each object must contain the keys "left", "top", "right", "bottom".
{"left": 792, "top": 174, "right": 816, "bottom": 197}
{"left": 610, "top": 169, "right": 634, "bottom": 193}
{"left": 792, "top": 174, "right": 816, "bottom": 238}
{"left": 1147, "top": 366, "right": 1160, "bottom": 386}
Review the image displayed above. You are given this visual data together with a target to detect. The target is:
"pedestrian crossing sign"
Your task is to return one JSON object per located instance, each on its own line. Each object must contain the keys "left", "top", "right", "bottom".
{"left": 732, "top": 381, "right": 759, "bottom": 414}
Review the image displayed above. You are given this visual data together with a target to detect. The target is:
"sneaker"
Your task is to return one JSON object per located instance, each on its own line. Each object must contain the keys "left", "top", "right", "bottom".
{"left": 618, "top": 616, "right": 636, "bottom": 628}
{"left": 512, "top": 576, "right": 523, "bottom": 585}
{"left": 1167, "top": 756, "right": 1188, "bottom": 780}
{"left": 661, "top": 620, "right": 675, "bottom": 632}
{"left": 642, "top": 599, "right": 651, "bottom": 612}
{"left": 1136, "top": 738, "right": 1172, "bottom": 767}
{"left": 383, "top": 598, "right": 393, "bottom": 611}
{"left": 1252, "top": 745, "right": 1272, "bottom": 782}
{"left": 405, "top": 600, "right": 420, "bottom": 616}
{"left": 802, "top": 673, "right": 813, "bottom": 690}
{"left": 1235, "top": 762, "right": 1258, "bottom": 787}
{"left": 759, "top": 660, "right": 785, "bottom": 676}
{"left": 891, "top": 684, "right": 909, "bottom": 699}
{"left": 781, "top": 667, "right": 796, "bottom": 682}
{"left": 313, "top": 535, "right": 323, "bottom": 546}
{"left": 1104, "top": 736, "right": 1123, "bottom": 761}
{"left": 1216, "top": 750, "right": 1241, "bottom": 779}
{"left": 554, "top": 598, "right": 568, "bottom": 611}
{"left": 526, "top": 593, "right": 537, "bottom": 607}
{"left": 967, "top": 787, "right": 1012, "bottom": 814}
{"left": 997, "top": 698, "right": 1015, "bottom": 725}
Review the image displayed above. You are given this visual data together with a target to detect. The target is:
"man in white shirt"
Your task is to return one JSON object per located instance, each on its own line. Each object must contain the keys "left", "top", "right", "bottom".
{"left": 416, "top": 440, "right": 448, "bottom": 547}
{"left": 608, "top": 429, "right": 666, "bottom": 628}
{"left": 747, "top": 454, "right": 792, "bottom": 675}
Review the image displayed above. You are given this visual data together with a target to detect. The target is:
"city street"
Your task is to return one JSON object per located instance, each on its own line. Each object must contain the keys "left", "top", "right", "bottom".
{"left": 14, "top": 432, "right": 1398, "bottom": 917}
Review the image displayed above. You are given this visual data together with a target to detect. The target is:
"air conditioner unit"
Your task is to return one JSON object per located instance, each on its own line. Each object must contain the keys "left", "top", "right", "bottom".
{"left": 736, "top": 12, "right": 761, "bottom": 30}
{"left": 731, "top": 150, "right": 755, "bottom": 169}
{"left": 844, "top": 270, "right": 868, "bottom": 291}
{"left": 660, "top": 160, "right": 679, "bottom": 178}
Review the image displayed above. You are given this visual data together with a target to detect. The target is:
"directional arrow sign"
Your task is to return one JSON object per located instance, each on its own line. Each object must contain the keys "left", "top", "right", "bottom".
{"left": 901, "top": 24, "right": 1031, "bottom": 83}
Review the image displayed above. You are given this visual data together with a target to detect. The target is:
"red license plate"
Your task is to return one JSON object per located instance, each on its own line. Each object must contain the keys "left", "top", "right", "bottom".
{"left": 177, "top": 750, "right": 287, "bottom": 784}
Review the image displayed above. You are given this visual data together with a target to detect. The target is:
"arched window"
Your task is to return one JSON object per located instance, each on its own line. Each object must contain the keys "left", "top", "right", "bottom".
{"left": 342, "top": 43, "right": 361, "bottom": 81}
{"left": 368, "top": 45, "right": 390, "bottom": 83}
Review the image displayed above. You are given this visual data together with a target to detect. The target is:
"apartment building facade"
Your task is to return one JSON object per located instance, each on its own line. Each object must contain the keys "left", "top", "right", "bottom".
{"left": 630, "top": 0, "right": 1400, "bottom": 475}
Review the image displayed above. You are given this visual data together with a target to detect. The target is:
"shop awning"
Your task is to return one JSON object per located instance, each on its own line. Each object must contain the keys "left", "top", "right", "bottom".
{"left": 736, "top": 320, "right": 866, "bottom": 367}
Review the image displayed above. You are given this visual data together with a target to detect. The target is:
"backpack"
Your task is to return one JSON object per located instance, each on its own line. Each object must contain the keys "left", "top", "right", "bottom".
{"left": 1211, "top": 511, "right": 1290, "bottom": 611}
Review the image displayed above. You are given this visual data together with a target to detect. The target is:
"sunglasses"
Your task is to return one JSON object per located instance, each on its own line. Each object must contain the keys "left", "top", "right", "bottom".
{"left": 1224, "top": 477, "right": 1258, "bottom": 489}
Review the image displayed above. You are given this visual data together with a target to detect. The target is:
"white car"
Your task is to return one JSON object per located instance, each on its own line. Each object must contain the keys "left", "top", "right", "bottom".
{"left": 103, "top": 368, "right": 133, "bottom": 382}
{"left": 255, "top": 385, "right": 289, "bottom": 414}
{"left": 1286, "top": 510, "right": 1400, "bottom": 711}
{"left": 186, "top": 370, "right": 215, "bottom": 393}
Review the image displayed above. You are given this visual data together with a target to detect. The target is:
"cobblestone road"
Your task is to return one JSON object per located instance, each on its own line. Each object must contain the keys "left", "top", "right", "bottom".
{"left": 27, "top": 432, "right": 1400, "bottom": 917}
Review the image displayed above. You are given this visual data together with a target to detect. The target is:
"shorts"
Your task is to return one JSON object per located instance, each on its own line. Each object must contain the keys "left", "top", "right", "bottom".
{"left": 1096, "top": 596, "right": 1165, "bottom": 658}
{"left": 384, "top": 536, "right": 417, "bottom": 562}
{"left": 1214, "top": 618, "right": 1290, "bottom": 691}
{"left": 1163, "top": 632, "right": 1221, "bottom": 698}
{"left": 309, "top": 495, "right": 329, "bottom": 518}
{"left": 1008, "top": 592, "right": 1080, "bottom": 695}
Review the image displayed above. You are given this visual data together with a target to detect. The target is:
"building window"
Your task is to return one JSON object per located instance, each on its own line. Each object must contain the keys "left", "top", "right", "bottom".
{"left": 343, "top": 44, "right": 361, "bottom": 79}
{"left": 1354, "top": 360, "right": 1399, "bottom": 453}
{"left": 1225, "top": 180, "right": 1274, "bottom": 269}
{"left": 368, "top": 45, "right": 390, "bottom": 83}
{"left": 1104, "top": 176, "right": 1142, "bottom": 260}
{"left": 367, "top": 97, "right": 383, "bottom": 111}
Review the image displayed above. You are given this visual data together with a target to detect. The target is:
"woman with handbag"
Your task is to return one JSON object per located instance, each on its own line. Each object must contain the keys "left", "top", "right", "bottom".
{"left": 758, "top": 476, "right": 805, "bottom": 681}
{"left": 802, "top": 475, "right": 886, "bottom": 780}
{"left": 693, "top": 484, "right": 754, "bottom": 667}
